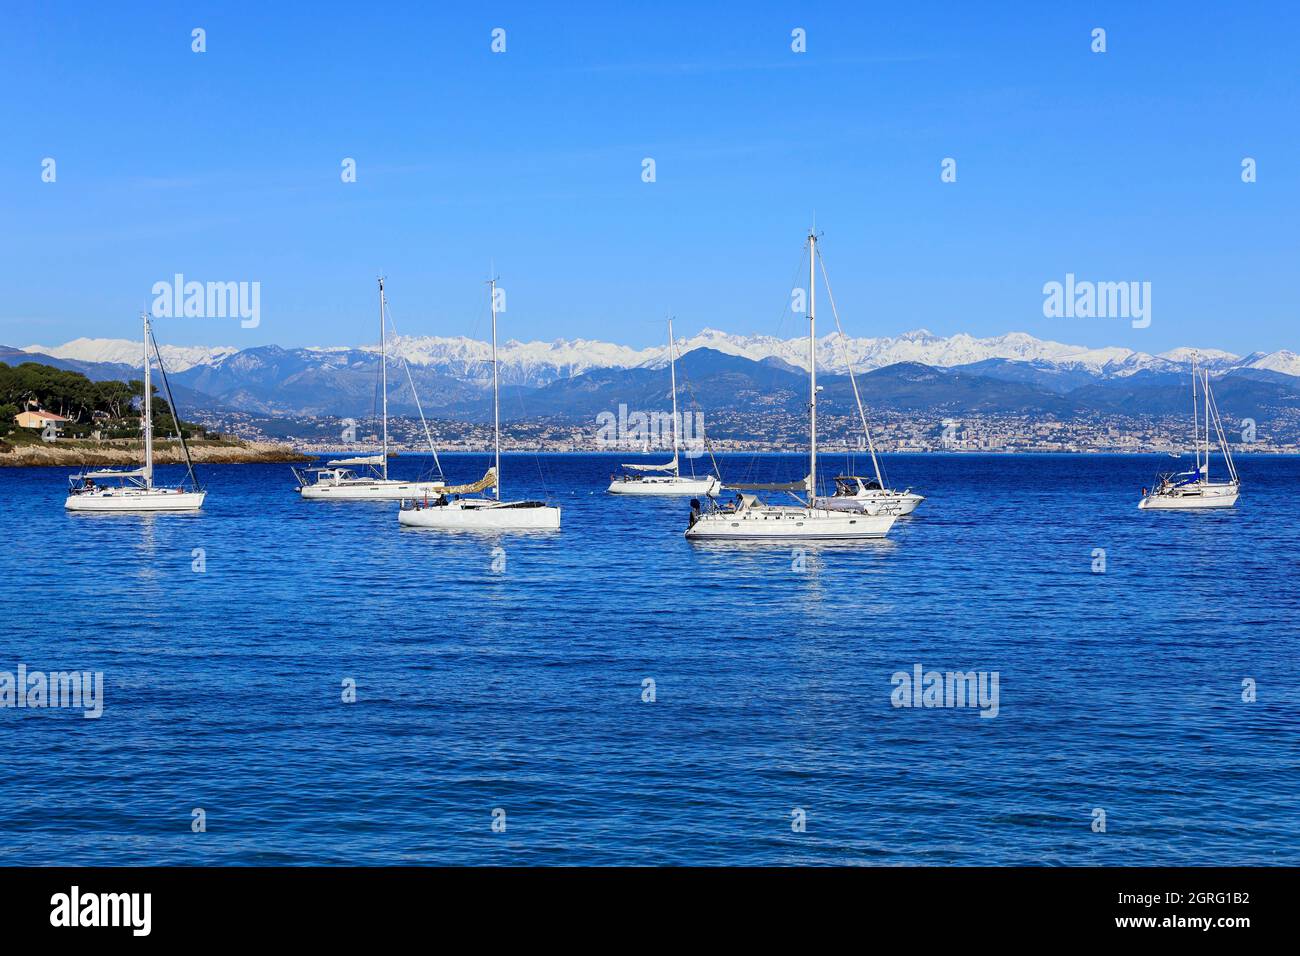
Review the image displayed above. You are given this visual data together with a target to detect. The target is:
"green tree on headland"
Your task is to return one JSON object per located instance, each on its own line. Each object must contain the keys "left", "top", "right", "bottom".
{"left": 0, "top": 361, "right": 205, "bottom": 439}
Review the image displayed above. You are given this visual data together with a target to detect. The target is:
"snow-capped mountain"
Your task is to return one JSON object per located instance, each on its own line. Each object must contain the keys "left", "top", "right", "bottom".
{"left": 1155, "top": 347, "right": 1242, "bottom": 371}
{"left": 1242, "top": 349, "right": 1300, "bottom": 378}
{"left": 19, "top": 329, "right": 1296, "bottom": 385}
{"left": 12, "top": 329, "right": 1300, "bottom": 425}
{"left": 277, "top": 328, "right": 1295, "bottom": 383}
{"left": 23, "top": 337, "right": 238, "bottom": 372}
{"left": 382, "top": 335, "right": 649, "bottom": 385}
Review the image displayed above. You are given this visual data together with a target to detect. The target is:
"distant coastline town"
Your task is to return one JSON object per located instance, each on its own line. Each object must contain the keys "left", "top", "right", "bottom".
{"left": 191, "top": 408, "right": 1300, "bottom": 457}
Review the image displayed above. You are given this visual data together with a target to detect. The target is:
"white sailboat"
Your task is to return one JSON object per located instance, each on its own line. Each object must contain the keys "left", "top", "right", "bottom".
{"left": 65, "top": 312, "right": 207, "bottom": 512}
{"left": 685, "top": 230, "right": 900, "bottom": 541}
{"left": 1139, "top": 352, "right": 1241, "bottom": 510}
{"left": 294, "top": 278, "right": 446, "bottom": 500}
{"left": 608, "top": 318, "right": 721, "bottom": 497}
{"left": 398, "top": 276, "right": 561, "bottom": 531}
{"left": 811, "top": 248, "right": 923, "bottom": 517}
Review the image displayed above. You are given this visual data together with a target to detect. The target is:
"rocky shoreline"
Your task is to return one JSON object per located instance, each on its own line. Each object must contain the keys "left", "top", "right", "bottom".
{"left": 0, "top": 439, "right": 310, "bottom": 467}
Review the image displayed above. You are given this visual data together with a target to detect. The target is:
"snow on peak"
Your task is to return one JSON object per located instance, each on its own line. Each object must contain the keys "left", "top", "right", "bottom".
{"left": 23, "top": 337, "right": 238, "bottom": 372}
{"left": 1156, "top": 347, "right": 1242, "bottom": 371}
{"left": 18, "top": 330, "right": 1297, "bottom": 382}
{"left": 1247, "top": 349, "right": 1300, "bottom": 376}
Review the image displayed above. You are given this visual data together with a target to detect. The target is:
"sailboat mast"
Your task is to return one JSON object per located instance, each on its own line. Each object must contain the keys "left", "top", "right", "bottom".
{"left": 1190, "top": 351, "right": 1201, "bottom": 477}
{"left": 379, "top": 277, "right": 389, "bottom": 480}
{"left": 490, "top": 276, "right": 501, "bottom": 501}
{"left": 668, "top": 318, "right": 680, "bottom": 476}
{"left": 141, "top": 311, "right": 153, "bottom": 488}
{"left": 1204, "top": 367, "right": 1212, "bottom": 481}
{"left": 808, "top": 230, "right": 817, "bottom": 504}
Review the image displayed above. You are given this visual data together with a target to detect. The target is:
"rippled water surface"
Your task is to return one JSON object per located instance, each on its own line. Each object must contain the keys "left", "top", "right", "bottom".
{"left": 2, "top": 452, "right": 1297, "bottom": 865}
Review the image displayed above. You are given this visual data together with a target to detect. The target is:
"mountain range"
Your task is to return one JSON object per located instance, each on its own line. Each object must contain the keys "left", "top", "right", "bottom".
{"left": 7, "top": 330, "right": 1300, "bottom": 426}
{"left": 23, "top": 328, "right": 1300, "bottom": 382}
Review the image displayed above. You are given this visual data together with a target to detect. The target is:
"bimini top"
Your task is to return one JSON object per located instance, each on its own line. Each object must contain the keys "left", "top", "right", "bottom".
{"left": 835, "top": 475, "right": 883, "bottom": 492}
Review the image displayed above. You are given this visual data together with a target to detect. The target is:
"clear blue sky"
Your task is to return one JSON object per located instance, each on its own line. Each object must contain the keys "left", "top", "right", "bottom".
{"left": 1, "top": 1, "right": 1295, "bottom": 355}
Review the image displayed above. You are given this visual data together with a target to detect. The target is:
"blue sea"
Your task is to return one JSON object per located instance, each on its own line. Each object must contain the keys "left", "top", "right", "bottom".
{"left": 1, "top": 453, "right": 1296, "bottom": 865}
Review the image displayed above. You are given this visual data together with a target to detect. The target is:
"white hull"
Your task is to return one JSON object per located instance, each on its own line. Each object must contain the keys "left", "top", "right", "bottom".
{"left": 66, "top": 489, "right": 207, "bottom": 512}
{"left": 814, "top": 490, "right": 924, "bottom": 516}
{"left": 608, "top": 475, "right": 721, "bottom": 496}
{"left": 686, "top": 504, "right": 896, "bottom": 540}
{"left": 399, "top": 498, "right": 561, "bottom": 530}
{"left": 299, "top": 479, "right": 445, "bottom": 501}
{"left": 1139, "top": 482, "right": 1239, "bottom": 510}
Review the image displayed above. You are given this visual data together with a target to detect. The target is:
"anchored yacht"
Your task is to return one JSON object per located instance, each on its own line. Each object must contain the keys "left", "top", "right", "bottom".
{"left": 807, "top": 234, "right": 923, "bottom": 517}
{"left": 294, "top": 278, "right": 445, "bottom": 501}
{"left": 1139, "top": 353, "right": 1241, "bottom": 511}
{"left": 818, "top": 475, "right": 924, "bottom": 516}
{"left": 65, "top": 312, "right": 207, "bottom": 512}
{"left": 686, "top": 230, "right": 900, "bottom": 541}
{"left": 608, "top": 318, "right": 722, "bottom": 497}
{"left": 399, "top": 275, "right": 561, "bottom": 531}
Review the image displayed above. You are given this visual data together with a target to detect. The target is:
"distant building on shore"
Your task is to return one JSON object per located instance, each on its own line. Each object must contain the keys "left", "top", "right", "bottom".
{"left": 14, "top": 406, "right": 69, "bottom": 433}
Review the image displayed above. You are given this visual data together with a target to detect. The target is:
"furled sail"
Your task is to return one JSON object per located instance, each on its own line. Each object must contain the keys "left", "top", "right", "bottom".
{"left": 327, "top": 455, "right": 385, "bottom": 467}
{"left": 725, "top": 475, "right": 811, "bottom": 493}
{"left": 82, "top": 468, "right": 147, "bottom": 479}
{"left": 622, "top": 456, "right": 678, "bottom": 473}
{"left": 438, "top": 467, "right": 498, "bottom": 495}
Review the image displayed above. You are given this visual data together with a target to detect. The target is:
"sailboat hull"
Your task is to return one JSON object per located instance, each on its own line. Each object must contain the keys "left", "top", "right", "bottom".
{"left": 299, "top": 480, "right": 444, "bottom": 501}
{"left": 608, "top": 476, "right": 721, "bottom": 496}
{"left": 65, "top": 489, "right": 207, "bottom": 512}
{"left": 685, "top": 505, "right": 896, "bottom": 540}
{"left": 1138, "top": 483, "right": 1239, "bottom": 510}
{"left": 399, "top": 498, "right": 561, "bottom": 530}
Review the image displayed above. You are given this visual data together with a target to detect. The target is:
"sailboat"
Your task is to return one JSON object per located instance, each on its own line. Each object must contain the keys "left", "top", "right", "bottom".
{"left": 685, "top": 230, "right": 900, "bottom": 540}
{"left": 398, "top": 276, "right": 561, "bottom": 530}
{"left": 608, "top": 319, "right": 721, "bottom": 497}
{"left": 65, "top": 312, "right": 206, "bottom": 512}
{"left": 293, "top": 278, "right": 446, "bottom": 500}
{"left": 811, "top": 248, "right": 923, "bottom": 517}
{"left": 1139, "top": 352, "right": 1241, "bottom": 510}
